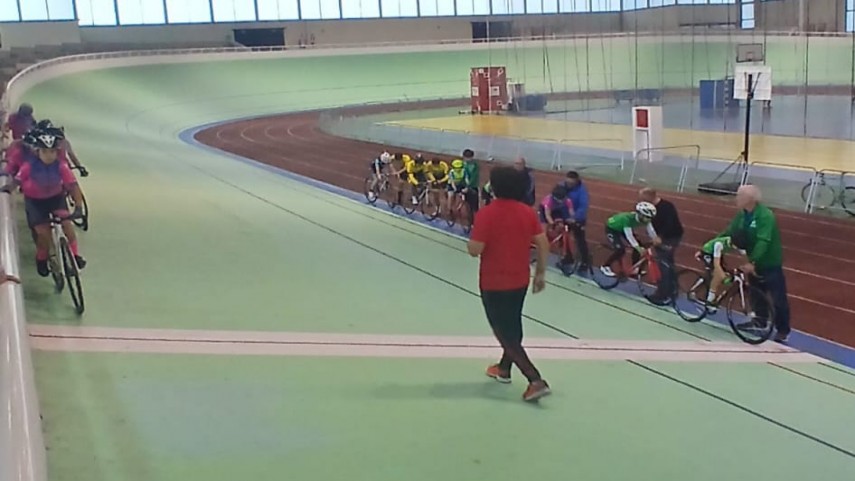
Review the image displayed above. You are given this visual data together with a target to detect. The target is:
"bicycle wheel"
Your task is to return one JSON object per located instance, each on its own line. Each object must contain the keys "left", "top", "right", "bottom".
{"left": 363, "top": 177, "right": 379, "bottom": 205}
{"left": 76, "top": 193, "right": 89, "bottom": 231}
{"left": 726, "top": 285, "right": 774, "bottom": 344}
{"left": 557, "top": 230, "right": 577, "bottom": 276}
{"left": 802, "top": 183, "right": 835, "bottom": 210}
{"left": 591, "top": 243, "right": 621, "bottom": 290}
{"left": 383, "top": 181, "right": 399, "bottom": 210}
{"left": 420, "top": 191, "right": 440, "bottom": 220}
{"left": 59, "top": 237, "right": 84, "bottom": 315}
{"left": 841, "top": 186, "right": 855, "bottom": 217}
{"left": 673, "top": 269, "right": 709, "bottom": 322}
{"left": 49, "top": 254, "right": 64, "bottom": 293}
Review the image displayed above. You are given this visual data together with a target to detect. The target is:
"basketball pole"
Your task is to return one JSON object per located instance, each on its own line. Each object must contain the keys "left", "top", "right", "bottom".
{"left": 741, "top": 73, "right": 756, "bottom": 167}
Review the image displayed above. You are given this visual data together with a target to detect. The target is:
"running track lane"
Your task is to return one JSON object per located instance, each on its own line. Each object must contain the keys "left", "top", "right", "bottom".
{"left": 194, "top": 108, "right": 855, "bottom": 347}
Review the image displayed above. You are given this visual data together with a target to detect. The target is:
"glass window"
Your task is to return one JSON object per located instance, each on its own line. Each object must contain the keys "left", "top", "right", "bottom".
{"left": 381, "top": 0, "right": 419, "bottom": 16}
{"left": 559, "top": 0, "right": 587, "bottom": 12}
{"left": 419, "top": 0, "right": 455, "bottom": 15}
{"left": 342, "top": 0, "right": 381, "bottom": 18}
{"left": 77, "top": 0, "right": 118, "bottom": 25}
{"left": 590, "top": 0, "right": 619, "bottom": 11}
{"left": 117, "top": 0, "right": 167, "bottom": 24}
{"left": 212, "top": 0, "right": 257, "bottom": 21}
{"left": 46, "top": 0, "right": 76, "bottom": 19}
{"left": 20, "top": 0, "right": 48, "bottom": 20}
{"left": 257, "top": 0, "right": 300, "bottom": 19}
{"left": 165, "top": 0, "right": 212, "bottom": 22}
{"left": 525, "top": 0, "right": 541, "bottom": 13}
{"left": 847, "top": 0, "right": 855, "bottom": 32}
{"left": 456, "top": 0, "right": 490, "bottom": 15}
{"left": 491, "top": 0, "right": 524, "bottom": 14}
{"left": 0, "top": 0, "right": 18, "bottom": 21}
{"left": 542, "top": 0, "right": 557, "bottom": 13}
{"left": 320, "top": 0, "right": 341, "bottom": 18}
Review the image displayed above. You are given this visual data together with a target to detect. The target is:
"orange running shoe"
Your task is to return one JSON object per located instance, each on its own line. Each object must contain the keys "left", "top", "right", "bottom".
{"left": 485, "top": 364, "right": 511, "bottom": 384}
{"left": 522, "top": 380, "right": 551, "bottom": 402}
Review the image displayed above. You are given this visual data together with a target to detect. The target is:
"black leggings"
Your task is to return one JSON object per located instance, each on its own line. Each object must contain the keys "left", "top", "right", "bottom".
{"left": 481, "top": 288, "right": 542, "bottom": 383}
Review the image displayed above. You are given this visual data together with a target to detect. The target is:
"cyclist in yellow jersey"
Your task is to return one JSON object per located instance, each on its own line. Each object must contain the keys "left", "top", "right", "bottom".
{"left": 425, "top": 157, "right": 450, "bottom": 209}
{"left": 405, "top": 154, "right": 428, "bottom": 205}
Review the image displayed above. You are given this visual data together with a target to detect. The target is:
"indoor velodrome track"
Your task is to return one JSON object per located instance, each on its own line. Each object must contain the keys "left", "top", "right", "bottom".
{"left": 13, "top": 43, "right": 855, "bottom": 480}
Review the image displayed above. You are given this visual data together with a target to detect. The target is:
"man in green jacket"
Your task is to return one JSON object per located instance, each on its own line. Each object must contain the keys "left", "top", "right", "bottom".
{"left": 461, "top": 148, "right": 480, "bottom": 215}
{"left": 720, "top": 185, "right": 791, "bottom": 342}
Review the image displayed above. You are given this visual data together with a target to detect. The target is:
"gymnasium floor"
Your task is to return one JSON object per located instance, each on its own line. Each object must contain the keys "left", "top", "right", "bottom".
{"left": 12, "top": 57, "right": 855, "bottom": 480}
{"left": 387, "top": 110, "right": 855, "bottom": 172}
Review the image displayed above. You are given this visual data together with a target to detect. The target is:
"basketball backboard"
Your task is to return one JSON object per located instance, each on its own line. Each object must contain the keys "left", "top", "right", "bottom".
{"left": 734, "top": 65, "right": 772, "bottom": 101}
{"left": 736, "top": 43, "right": 765, "bottom": 63}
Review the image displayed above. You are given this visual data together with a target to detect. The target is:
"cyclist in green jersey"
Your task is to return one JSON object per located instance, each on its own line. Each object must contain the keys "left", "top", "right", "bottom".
{"left": 696, "top": 230, "right": 749, "bottom": 305}
{"left": 600, "top": 202, "right": 659, "bottom": 277}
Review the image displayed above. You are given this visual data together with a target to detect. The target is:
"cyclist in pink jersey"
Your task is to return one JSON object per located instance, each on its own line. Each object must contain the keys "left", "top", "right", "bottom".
{"left": 4, "top": 131, "right": 37, "bottom": 178}
{"left": 35, "top": 119, "right": 88, "bottom": 176}
{"left": 14, "top": 129, "right": 86, "bottom": 276}
{"left": 4, "top": 103, "right": 35, "bottom": 140}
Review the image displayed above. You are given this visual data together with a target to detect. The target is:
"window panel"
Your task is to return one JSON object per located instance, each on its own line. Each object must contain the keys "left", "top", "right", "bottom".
{"left": 649, "top": 0, "right": 664, "bottom": 7}
{"left": 77, "top": 0, "right": 119, "bottom": 25}
{"left": 525, "top": 0, "right": 541, "bottom": 13}
{"left": 491, "top": 0, "right": 524, "bottom": 14}
{"left": 381, "top": 0, "right": 419, "bottom": 17}
{"left": 46, "top": 0, "right": 76, "bottom": 19}
{"left": 559, "top": 0, "right": 587, "bottom": 12}
{"left": 320, "top": 0, "right": 341, "bottom": 18}
{"left": 212, "top": 0, "right": 257, "bottom": 21}
{"left": 741, "top": 3, "right": 754, "bottom": 20}
{"left": 117, "top": 0, "right": 167, "bottom": 25}
{"left": 456, "top": 0, "right": 489, "bottom": 15}
{"left": 20, "top": 0, "right": 48, "bottom": 20}
{"left": 300, "top": 0, "right": 321, "bottom": 18}
{"left": 848, "top": 12, "right": 854, "bottom": 33}
{"left": 0, "top": 0, "right": 19, "bottom": 21}
{"left": 342, "top": 0, "right": 381, "bottom": 18}
{"left": 165, "top": 0, "right": 212, "bottom": 22}
{"left": 591, "top": 0, "right": 620, "bottom": 11}
{"left": 542, "top": 0, "right": 557, "bottom": 12}
{"left": 419, "top": 0, "right": 455, "bottom": 15}
{"left": 258, "top": 0, "right": 300, "bottom": 19}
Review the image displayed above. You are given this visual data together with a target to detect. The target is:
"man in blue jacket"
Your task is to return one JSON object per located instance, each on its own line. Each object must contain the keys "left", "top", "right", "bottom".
{"left": 563, "top": 171, "right": 591, "bottom": 270}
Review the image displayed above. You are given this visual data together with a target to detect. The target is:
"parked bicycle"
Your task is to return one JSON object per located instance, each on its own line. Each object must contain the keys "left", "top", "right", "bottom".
{"left": 800, "top": 172, "right": 855, "bottom": 217}
{"left": 673, "top": 268, "right": 774, "bottom": 344}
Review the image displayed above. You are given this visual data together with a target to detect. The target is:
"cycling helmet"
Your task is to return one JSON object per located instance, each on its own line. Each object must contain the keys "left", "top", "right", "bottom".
{"left": 451, "top": 159, "right": 464, "bottom": 169}
{"left": 462, "top": 149, "right": 474, "bottom": 159}
{"left": 22, "top": 129, "right": 38, "bottom": 148}
{"left": 31, "top": 130, "right": 61, "bottom": 149}
{"left": 36, "top": 119, "right": 54, "bottom": 130}
{"left": 414, "top": 154, "right": 425, "bottom": 163}
{"left": 552, "top": 184, "right": 568, "bottom": 201}
{"left": 379, "top": 152, "right": 392, "bottom": 163}
{"left": 635, "top": 201, "right": 657, "bottom": 219}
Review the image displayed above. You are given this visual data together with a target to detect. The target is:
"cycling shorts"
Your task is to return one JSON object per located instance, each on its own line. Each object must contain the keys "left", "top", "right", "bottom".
{"left": 25, "top": 194, "right": 69, "bottom": 228}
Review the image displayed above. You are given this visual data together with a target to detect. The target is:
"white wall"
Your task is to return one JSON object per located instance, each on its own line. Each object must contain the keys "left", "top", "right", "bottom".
{"left": 0, "top": 21, "right": 81, "bottom": 50}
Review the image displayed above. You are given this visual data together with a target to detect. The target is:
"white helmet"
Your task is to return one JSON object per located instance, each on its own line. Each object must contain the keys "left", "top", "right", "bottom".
{"left": 635, "top": 201, "right": 657, "bottom": 219}
{"left": 380, "top": 151, "right": 392, "bottom": 163}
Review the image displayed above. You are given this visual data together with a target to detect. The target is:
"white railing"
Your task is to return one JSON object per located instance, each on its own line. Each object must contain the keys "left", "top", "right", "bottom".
{"left": 2, "top": 30, "right": 855, "bottom": 481}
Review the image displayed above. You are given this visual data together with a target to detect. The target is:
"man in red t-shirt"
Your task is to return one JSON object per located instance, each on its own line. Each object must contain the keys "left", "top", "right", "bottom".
{"left": 467, "top": 166, "right": 551, "bottom": 402}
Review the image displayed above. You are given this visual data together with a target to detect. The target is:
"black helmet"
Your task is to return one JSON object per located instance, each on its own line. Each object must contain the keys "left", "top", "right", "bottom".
{"left": 30, "top": 129, "right": 61, "bottom": 149}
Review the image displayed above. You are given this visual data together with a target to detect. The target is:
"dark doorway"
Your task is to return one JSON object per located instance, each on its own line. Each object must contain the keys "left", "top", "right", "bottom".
{"left": 471, "top": 21, "right": 512, "bottom": 42}
{"left": 233, "top": 28, "right": 285, "bottom": 47}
